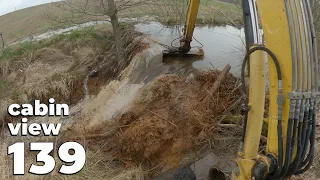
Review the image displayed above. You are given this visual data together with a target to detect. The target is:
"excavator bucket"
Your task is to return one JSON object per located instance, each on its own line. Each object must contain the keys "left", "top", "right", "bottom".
{"left": 162, "top": 48, "right": 204, "bottom": 57}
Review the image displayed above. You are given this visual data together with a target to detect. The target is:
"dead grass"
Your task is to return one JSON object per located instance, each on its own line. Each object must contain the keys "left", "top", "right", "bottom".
{"left": 0, "top": 24, "right": 145, "bottom": 126}
{"left": 125, "top": 0, "right": 242, "bottom": 27}
{"left": 0, "top": 0, "right": 242, "bottom": 45}
{"left": 58, "top": 69, "right": 243, "bottom": 178}
{"left": 0, "top": 24, "right": 147, "bottom": 179}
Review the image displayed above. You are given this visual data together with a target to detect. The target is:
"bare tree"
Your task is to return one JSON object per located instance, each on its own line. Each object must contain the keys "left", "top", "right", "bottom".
{"left": 0, "top": 33, "right": 5, "bottom": 53}
{"left": 45, "top": 0, "right": 150, "bottom": 62}
{"left": 108, "top": 0, "right": 123, "bottom": 62}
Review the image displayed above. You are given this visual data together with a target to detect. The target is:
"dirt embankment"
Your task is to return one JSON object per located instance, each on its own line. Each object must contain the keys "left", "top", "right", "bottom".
{"left": 117, "top": 71, "right": 242, "bottom": 164}
{"left": 0, "top": 25, "right": 145, "bottom": 125}
{"left": 61, "top": 69, "right": 243, "bottom": 178}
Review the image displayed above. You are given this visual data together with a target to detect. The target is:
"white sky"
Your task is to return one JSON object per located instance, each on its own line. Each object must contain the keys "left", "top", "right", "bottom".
{"left": 0, "top": 0, "right": 59, "bottom": 16}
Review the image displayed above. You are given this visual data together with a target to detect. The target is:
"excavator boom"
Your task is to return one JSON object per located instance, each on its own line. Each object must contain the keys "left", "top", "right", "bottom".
{"left": 163, "top": 0, "right": 204, "bottom": 56}
{"left": 163, "top": 0, "right": 319, "bottom": 179}
{"left": 234, "top": 0, "right": 319, "bottom": 179}
{"left": 180, "top": 0, "right": 200, "bottom": 53}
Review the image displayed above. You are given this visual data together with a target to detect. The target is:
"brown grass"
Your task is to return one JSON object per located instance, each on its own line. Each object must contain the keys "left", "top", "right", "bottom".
{"left": 0, "top": 0, "right": 241, "bottom": 45}
{"left": 57, "top": 69, "right": 242, "bottom": 178}
{"left": 0, "top": 25, "right": 145, "bottom": 126}
{"left": 0, "top": 25, "right": 147, "bottom": 179}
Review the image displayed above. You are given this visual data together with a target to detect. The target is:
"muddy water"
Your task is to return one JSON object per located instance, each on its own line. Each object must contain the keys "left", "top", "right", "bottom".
{"left": 13, "top": 19, "right": 246, "bottom": 86}
{"left": 13, "top": 16, "right": 154, "bottom": 44}
{"left": 17, "top": 20, "right": 245, "bottom": 77}
{"left": 15, "top": 19, "right": 246, "bottom": 77}
{"left": 135, "top": 22, "right": 246, "bottom": 76}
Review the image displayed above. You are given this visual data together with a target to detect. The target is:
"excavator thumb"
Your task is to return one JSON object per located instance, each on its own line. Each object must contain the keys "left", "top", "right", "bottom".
{"left": 163, "top": 0, "right": 204, "bottom": 58}
{"left": 163, "top": 47, "right": 204, "bottom": 57}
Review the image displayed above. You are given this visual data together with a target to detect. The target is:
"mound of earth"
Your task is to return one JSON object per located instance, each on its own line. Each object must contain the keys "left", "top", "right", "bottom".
{"left": 64, "top": 69, "right": 243, "bottom": 177}
{"left": 117, "top": 70, "right": 242, "bottom": 165}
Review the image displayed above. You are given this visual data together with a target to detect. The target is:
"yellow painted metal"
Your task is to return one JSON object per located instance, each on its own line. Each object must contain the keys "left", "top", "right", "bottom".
{"left": 185, "top": 0, "right": 200, "bottom": 43}
{"left": 233, "top": 158, "right": 255, "bottom": 180}
{"left": 256, "top": 0, "right": 293, "bottom": 157}
{"left": 234, "top": 0, "right": 294, "bottom": 178}
{"left": 181, "top": 0, "right": 200, "bottom": 52}
{"left": 243, "top": 47, "right": 266, "bottom": 159}
{"left": 233, "top": 46, "right": 266, "bottom": 179}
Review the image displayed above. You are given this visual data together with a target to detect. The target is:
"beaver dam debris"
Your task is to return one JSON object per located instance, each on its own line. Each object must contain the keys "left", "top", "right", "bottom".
{"left": 61, "top": 65, "right": 243, "bottom": 178}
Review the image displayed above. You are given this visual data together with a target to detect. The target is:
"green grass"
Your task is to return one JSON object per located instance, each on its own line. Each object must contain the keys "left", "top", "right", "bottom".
{"left": 0, "top": 25, "right": 112, "bottom": 61}
{"left": 0, "top": 80, "right": 12, "bottom": 98}
{"left": 150, "top": 0, "right": 242, "bottom": 26}
{"left": 0, "top": 41, "right": 43, "bottom": 61}
{"left": 200, "top": 0, "right": 240, "bottom": 12}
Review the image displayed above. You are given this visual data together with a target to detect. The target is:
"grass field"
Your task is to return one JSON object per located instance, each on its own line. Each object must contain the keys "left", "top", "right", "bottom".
{"left": 0, "top": 1, "right": 320, "bottom": 180}
{"left": 0, "top": 0, "right": 242, "bottom": 45}
{"left": 200, "top": 0, "right": 240, "bottom": 11}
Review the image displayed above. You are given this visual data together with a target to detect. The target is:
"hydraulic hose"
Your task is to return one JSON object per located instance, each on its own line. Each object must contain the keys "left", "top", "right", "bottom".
{"left": 295, "top": 0, "right": 318, "bottom": 174}
{"left": 300, "top": 106, "right": 313, "bottom": 163}
{"left": 278, "top": 116, "right": 294, "bottom": 178}
{"left": 240, "top": 46, "right": 283, "bottom": 179}
{"left": 240, "top": 0, "right": 318, "bottom": 177}
{"left": 289, "top": 104, "right": 298, "bottom": 161}
{"left": 240, "top": 46, "right": 282, "bottom": 144}
{"left": 294, "top": 1, "right": 308, "bottom": 170}
{"left": 274, "top": 1, "right": 301, "bottom": 179}
{"left": 285, "top": 0, "right": 314, "bottom": 176}
{"left": 276, "top": 1, "right": 299, "bottom": 178}
{"left": 241, "top": 112, "right": 248, "bottom": 144}
{"left": 292, "top": 0, "right": 318, "bottom": 175}
{"left": 295, "top": 112, "right": 316, "bottom": 175}
{"left": 287, "top": 107, "right": 308, "bottom": 176}
{"left": 300, "top": 0, "right": 313, "bottom": 164}
{"left": 298, "top": 109, "right": 314, "bottom": 169}
{"left": 287, "top": 2, "right": 303, "bottom": 174}
{"left": 300, "top": 105, "right": 310, "bottom": 157}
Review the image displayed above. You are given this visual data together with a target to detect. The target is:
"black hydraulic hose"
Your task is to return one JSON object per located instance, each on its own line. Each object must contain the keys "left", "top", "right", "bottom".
{"left": 241, "top": 112, "right": 248, "bottom": 143}
{"left": 300, "top": 108, "right": 310, "bottom": 157}
{"left": 267, "top": 122, "right": 284, "bottom": 180}
{"left": 295, "top": 0, "right": 318, "bottom": 175}
{"left": 298, "top": 129, "right": 313, "bottom": 169}
{"left": 283, "top": 105, "right": 298, "bottom": 177}
{"left": 290, "top": 116, "right": 298, "bottom": 160}
{"left": 240, "top": 46, "right": 283, "bottom": 143}
{"left": 295, "top": 112, "right": 316, "bottom": 175}
{"left": 278, "top": 117, "right": 294, "bottom": 178}
{"left": 298, "top": 137, "right": 313, "bottom": 169}
{"left": 240, "top": 46, "right": 283, "bottom": 179}
{"left": 299, "top": 108, "right": 309, "bottom": 158}
{"left": 287, "top": 109, "right": 308, "bottom": 176}
{"left": 241, "top": 0, "right": 255, "bottom": 76}
{"left": 298, "top": 108, "right": 315, "bottom": 169}
{"left": 242, "top": 0, "right": 255, "bottom": 49}
{"left": 292, "top": 119, "right": 304, "bottom": 171}
{"left": 241, "top": 47, "right": 283, "bottom": 92}
{"left": 300, "top": 107, "right": 313, "bottom": 160}
{"left": 280, "top": 1, "right": 299, "bottom": 178}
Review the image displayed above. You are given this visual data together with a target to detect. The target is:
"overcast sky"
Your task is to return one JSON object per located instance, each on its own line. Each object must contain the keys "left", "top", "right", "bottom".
{"left": 0, "top": 0, "right": 59, "bottom": 16}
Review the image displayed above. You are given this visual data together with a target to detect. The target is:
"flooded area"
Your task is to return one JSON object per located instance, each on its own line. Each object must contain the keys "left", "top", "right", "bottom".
{"left": 135, "top": 22, "right": 246, "bottom": 76}
{"left": 2, "top": 17, "right": 248, "bottom": 180}
{"left": 15, "top": 20, "right": 246, "bottom": 83}
{"left": 13, "top": 16, "right": 153, "bottom": 44}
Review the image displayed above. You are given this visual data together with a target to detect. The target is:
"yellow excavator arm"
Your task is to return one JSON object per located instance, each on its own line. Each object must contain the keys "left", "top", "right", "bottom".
{"left": 180, "top": 0, "right": 200, "bottom": 53}
{"left": 234, "top": 0, "right": 319, "bottom": 179}
{"left": 164, "top": 0, "right": 319, "bottom": 179}
{"left": 163, "top": 0, "right": 203, "bottom": 56}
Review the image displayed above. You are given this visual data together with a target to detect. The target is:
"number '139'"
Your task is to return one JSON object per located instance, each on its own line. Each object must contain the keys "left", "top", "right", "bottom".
{"left": 8, "top": 142, "right": 86, "bottom": 175}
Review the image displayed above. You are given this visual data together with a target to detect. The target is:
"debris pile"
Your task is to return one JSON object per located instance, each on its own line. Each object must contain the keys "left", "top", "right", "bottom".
{"left": 69, "top": 69, "right": 243, "bottom": 173}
